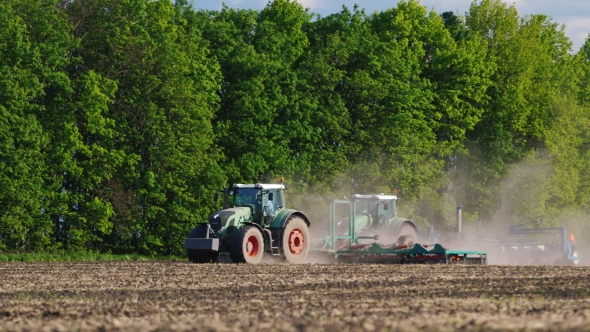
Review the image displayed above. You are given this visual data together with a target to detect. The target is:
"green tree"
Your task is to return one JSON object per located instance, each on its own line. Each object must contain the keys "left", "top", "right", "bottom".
{"left": 578, "top": 36, "right": 590, "bottom": 106}
{"left": 462, "top": 0, "right": 578, "bottom": 224}
{"left": 13, "top": 0, "right": 125, "bottom": 252}
{"left": 0, "top": 1, "right": 53, "bottom": 251}
{"left": 205, "top": 0, "right": 338, "bottom": 188}
{"left": 67, "top": 0, "right": 223, "bottom": 255}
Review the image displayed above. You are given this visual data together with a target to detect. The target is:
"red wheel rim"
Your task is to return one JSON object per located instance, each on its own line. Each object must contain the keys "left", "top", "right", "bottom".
{"left": 288, "top": 228, "right": 304, "bottom": 255}
{"left": 246, "top": 235, "right": 259, "bottom": 257}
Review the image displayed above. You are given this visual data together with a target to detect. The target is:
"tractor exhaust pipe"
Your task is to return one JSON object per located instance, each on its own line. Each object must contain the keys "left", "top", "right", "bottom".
{"left": 456, "top": 206, "right": 462, "bottom": 234}
{"left": 223, "top": 186, "right": 229, "bottom": 209}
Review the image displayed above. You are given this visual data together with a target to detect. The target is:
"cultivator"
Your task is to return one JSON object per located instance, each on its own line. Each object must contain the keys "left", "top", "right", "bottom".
{"left": 490, "top": 221, "right": 580, "bottom": 265}
{"left": 446, "top": 212, "right": 582, "bottom": 266}
{"left": 311, "top": 195, "right": 487, "bottom": 265}
{"left": 315, "top": 242, "right": 487, "bottom": 264}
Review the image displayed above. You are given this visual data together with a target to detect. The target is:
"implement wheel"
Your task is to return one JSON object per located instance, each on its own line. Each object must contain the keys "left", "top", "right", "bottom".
{"left": 186, "top": 225, "right": 219, "bottom": 263}
{"left": 282, "top": 217, "right": 310, "bottom": 263}
{"left": 396, "top": 223, "right": 417, "bottom": 246}
{"left": 571, "top": 251, "right": 580, "bottom": 266}
{"left": 230, "top": 226, "right": 264, "bottom": 264}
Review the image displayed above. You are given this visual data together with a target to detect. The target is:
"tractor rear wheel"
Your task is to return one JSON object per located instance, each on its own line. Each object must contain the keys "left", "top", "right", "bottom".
{"left": 186, "top": 225, "right": 219, "bottom": 263}
{"left": 396, "top": 223, "right": 417, "bottom": 246}
{"left": 230, "top": 226, "right": 264, "bottom": 264}
{"left": 282, "top": 217, "right": 310, "bottom": 263}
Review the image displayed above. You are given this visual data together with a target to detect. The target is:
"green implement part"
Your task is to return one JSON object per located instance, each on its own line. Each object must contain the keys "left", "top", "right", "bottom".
{"left": 311, "top": 195, "right": 487, "bottom": 264}
{"left": 313, "top": 240, "right": 487, "bottom": 264}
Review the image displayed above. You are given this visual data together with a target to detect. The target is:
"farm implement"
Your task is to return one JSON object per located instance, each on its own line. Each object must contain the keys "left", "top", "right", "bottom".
{"left": 314, "top": 242, "right": 488, "bottom": 264}
{"left": 449, "top": 208, "right": 581, "bottom": 266}
{"left": 492, "top": 220, "right": 580, "bottom": 265}
{"left": 311, "top": 195, "right": 488, "bottom": 264}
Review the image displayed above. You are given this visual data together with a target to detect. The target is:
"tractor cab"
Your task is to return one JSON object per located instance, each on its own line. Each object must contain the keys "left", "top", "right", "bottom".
{"left": 353, "top": 194, "right": 398, "bottom": 229}
{"left": 232, "top": 184, "right": 285, "bottom": 226}
{"left": 320, "top": 193, "right": 418, "bottom": 250}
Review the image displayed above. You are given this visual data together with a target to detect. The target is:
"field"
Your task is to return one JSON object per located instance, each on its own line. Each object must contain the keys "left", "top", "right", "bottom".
{"left": 1, "top": 260, "right": 589, "bottom": 331}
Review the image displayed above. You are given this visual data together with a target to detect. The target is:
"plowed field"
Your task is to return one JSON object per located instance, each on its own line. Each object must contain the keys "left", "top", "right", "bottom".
{"left": 1, "top": 261, "right": 589, "bottom": 331}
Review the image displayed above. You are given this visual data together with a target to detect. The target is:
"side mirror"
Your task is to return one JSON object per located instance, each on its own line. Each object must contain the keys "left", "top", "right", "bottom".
{"left": 268, "top": 192, "right": 274, "bottom": 201}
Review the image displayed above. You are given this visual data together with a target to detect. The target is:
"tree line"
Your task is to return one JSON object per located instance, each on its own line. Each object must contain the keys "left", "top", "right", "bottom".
{"left": 1, "top": 0, "right": 589, "bottom": 255}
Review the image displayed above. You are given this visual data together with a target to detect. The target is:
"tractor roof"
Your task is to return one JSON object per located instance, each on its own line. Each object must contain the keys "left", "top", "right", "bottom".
{"left": 353, "top": 194, "right": 398, "bottom": 201}
{"left": 233, "top": 183, "right": 286, "bottom": 190}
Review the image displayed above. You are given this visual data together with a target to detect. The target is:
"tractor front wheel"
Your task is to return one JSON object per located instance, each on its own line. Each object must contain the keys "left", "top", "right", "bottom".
{"left": 186, "top": 225, "right": 219, "bottom": 263}
{"left": 396, "top": 223, "right": 418, "bottom": 246}
{"left": 230, "top": 226, "right": 265, "bottom": 264}
{"left": 282, "top": 217, "right": 310, "bottom": 263}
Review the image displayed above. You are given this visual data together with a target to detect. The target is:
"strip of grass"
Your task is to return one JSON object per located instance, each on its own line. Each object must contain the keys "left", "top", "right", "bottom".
{"left": 0, "top": 252, "right": 185, "bottom": 262}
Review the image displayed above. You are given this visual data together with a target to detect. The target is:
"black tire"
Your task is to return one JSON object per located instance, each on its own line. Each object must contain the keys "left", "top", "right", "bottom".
{"left": 186, "top": 225, "right": 219, "bottom": 263}
{"left": 396, "top": 223, "right": 417, "bottom": 246}
{"left": 282, "top": 217, "right": 310, "bottom": 263}
{"left": 230, "top": 226, "right": 264, "bottom": 264}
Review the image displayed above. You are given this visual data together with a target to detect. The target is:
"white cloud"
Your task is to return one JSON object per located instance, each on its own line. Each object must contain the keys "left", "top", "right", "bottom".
{"left": 559, "top": 16, "right": 590, "bottom": 52}
{"left": 294, "top": 0, "right": 328, "bottom": 11}
{"left": 507, "top": 0, "right": 590, "bottom": 17}
{"left": 226, "top": 0, "right": 244, "bottom": 5}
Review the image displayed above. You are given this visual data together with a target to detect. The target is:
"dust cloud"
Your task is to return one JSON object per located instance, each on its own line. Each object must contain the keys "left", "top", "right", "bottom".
{"left": 277, "top": 156, "right": 588, "bottom": 266}
{"left": 440, "top": 158, "right": 587, "bottom": 266}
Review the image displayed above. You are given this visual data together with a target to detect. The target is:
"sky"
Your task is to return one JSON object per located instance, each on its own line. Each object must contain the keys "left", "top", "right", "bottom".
{"left": 192, "top": 0, "right": 590, "bottom": 52}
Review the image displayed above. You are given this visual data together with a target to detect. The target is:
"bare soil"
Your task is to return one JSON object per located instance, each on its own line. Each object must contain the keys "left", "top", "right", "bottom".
{"left": 0, "top": 261, "right": 589, "bottom": 331}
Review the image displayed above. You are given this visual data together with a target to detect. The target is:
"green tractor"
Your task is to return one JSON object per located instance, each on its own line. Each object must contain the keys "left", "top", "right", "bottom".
{"left": 325, "top": 194, "right": 419, "bottom": 249}
{"left": 184, "top": 182, "right": 311, "bottom": 264}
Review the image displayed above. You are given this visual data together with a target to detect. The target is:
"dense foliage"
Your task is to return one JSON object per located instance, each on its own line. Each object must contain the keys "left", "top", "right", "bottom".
{"left": 0, "top": 0, "right": 589, "bottom": 255}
